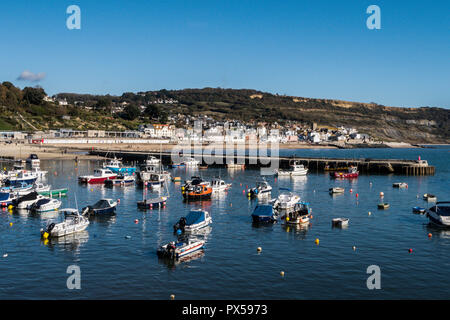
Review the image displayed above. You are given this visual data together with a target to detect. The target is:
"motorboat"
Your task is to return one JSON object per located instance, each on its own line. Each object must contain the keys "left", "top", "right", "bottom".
{"left": 0, "top": 192, "right": 16, "bottom": 207}
{"left": 32, "top": 182, "right": 51, "bottom": 194}
{"left": 14, "top": 191, "right": 46, "bottom": 209}
{"left": 276, "top": 161, "right": 308, "bottom": 176}
{"left": 41, "top": 209, "right": 89, "bottom": 238}
{"left": 393, "top": 182, "right": 408, "bottom": 188}
{"left": 378, "top": 203, "right": 390, "bottom": 209}
{"left": 251, "top": 204, "right": 277, "bottom": 223}
{"left": 6, "top": 170, "right": 38, "bottom": 186}
{"left": 181, "top": 176, "right": 205, "bottom": 193}
{"left": 144, "top": 156, "right": 160, "bottom": 166}
{"left": 211, "top": 178, "right": 231, "bottom": 192}
{"left": 103, "top": 157, "right": 136, "bottom": 175}
{"left": 281, "top": 202, "right": 311, "bottom": 225}
{"left": 332, "top": 217, "right": 349, "bottom": 228}
{"left": 331, "top": 166, "right": 359, "bottom": 179}
{"left": 104, "top": 174, "right": 135, "bottom": 186}
{"left": 30, "top": 198, "right": 62, "bottom": 213}
{"left": 412, "top": 206, "right": 426, "bottom": 214}
{"left": 141, "top": 173, "right": 166, "bottom": 187}
{"left": 82, "top": 199, "right": 117, "bottom": 216}
{"left": 78, "top": 168, "right": 117, "bottom": 184}
{"left": 329, "top": 187, "right": 345, "bottom": 194}
{"left": 1, "top": 182, "right": 34, "bottom": 196}
{"left": 426, "top": 202, "right": 450, "bottom": 227}
{"left": 26, "top": 154, "right": 40, "bottom": 167}
{"left": 423, "top": 194, "right": 437, "bottom": 202}
{"left": 157, "top": 238, "right": 205, "bottom": 259}
{"left": 182, "top": 157, "right": 200, "bottom": 167}
{"left": 173, "top": 209, "right": 212, "bottom": 233}
{"left": 137, "top": 196, "right": 168, "bottom": 209}
{"left": 273, "top": 193, "right": 301, "bottom": 211}
{"left": 247, "top": 180, "right": 272, "bottom": 198}
{"left": 183, "top": 183, "right": 212, "bottom": 201}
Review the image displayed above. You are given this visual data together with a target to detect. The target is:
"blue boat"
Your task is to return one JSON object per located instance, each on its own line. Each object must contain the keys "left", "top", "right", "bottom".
{"left": 0, "top": 192, "right": 16, "bottom": 207}
{"left": 251, "top": 204, "right": 277, "bottom": 223}
{"left": 82, "top": 199, "right": 117, "bottom": 216}
{"left": 169, "top": 163, "right": 186, "bottom": 168}
{"left": 103, "top": 157, "right": 136, "bottom": 175}
{"left": 6, "top": 171, "right": 37, "bottom": 187}
{"left": 412, "top": 206, "right": 426, "bottom": 214}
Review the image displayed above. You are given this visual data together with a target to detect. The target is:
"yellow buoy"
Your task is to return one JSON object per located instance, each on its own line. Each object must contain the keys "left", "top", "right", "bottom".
{"left": 8, "top": 205, "right": 13, "bottom": 210}
{"left": 170, "top": 294, "right": 175, "bottom": 300}
{"left": 9, "top": 222, "right": 13, "bottom": 227}
{"left": 315, "top": 238, "right": 319, "bottom": 245}
{"left": 280, "top": 271, "right": 285, "bottom": 277}
{"left": 42, "top": 232, "right": 49, "bottom": 239}
{"left": 286, "top": 217, "right": 290, "bottom": 222}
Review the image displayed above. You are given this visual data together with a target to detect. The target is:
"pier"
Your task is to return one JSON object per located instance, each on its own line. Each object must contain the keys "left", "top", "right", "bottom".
{"left": 89, "top": 150, "right": 436, "bottom": 175}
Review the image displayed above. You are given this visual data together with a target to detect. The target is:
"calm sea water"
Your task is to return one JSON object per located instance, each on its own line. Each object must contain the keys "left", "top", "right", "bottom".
{"left": 0, "top": 147, "right": 449, "bottom": 299}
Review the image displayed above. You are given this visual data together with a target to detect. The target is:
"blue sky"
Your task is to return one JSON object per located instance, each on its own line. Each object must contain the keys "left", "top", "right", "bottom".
{"left": 0, "top": 0, "right": 449, "bottom": 108}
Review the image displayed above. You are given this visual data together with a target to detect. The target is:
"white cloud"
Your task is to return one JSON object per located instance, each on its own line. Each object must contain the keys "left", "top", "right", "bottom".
{"left": 17, "top": 70, "right": 46, "bottom": 82}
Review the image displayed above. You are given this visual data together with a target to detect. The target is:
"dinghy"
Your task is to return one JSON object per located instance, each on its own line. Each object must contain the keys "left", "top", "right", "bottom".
{"left": 329, "top": 187, "right": 345, "bottom": 194}
{"left": 30, "top": 198, "right": 62, "bottom": 213}
{"left": 82, "top": 199, "right": 117, "bottom": 216}
{"left": 173, "top": 209, "right": 212, "bottom": 233}
{"left": 423, "top": 194, "right": 437, "bottom": 202}
{"left": 157, "top": 238, "right": 205, "bottom": 260}
{"left": 332, "top": 218, "right": 349, "bottom": 227}
{"left": 426, "top": 202, "right": 450, "bottom": 227}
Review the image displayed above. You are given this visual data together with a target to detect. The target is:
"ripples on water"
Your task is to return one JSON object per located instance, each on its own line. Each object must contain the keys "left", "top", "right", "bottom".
{"left": 0, "top": 147, "right": 449, "bottom": 299}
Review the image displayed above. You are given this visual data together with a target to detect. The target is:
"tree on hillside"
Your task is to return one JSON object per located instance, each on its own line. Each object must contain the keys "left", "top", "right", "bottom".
{"left": 120, "top": 104, "right": 141, "bottom": 120}
{"left": 94, "top": 97, "right": 112, "bottom": 112}
{"left": 144, "top": 104, "right": 161, "bottom": 119}
{"left": 23, "top": 86, "right": 46, "bottom": 105}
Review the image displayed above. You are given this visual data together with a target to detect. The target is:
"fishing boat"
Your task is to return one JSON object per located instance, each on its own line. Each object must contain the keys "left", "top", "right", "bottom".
{"left": 247, "top": 180, "right": 272, "bottom": 198}
{"left": 211, "top": 178, "right": 231, "bottom": 192}
{"left": 41, "top": 209, "right": 89, "bottom": 238}
{"left": 173, "top": 209, "right": 212, "bottom": 233}
{"left": 103, "top": 157, "right": 136, "bottom": 175}
{"left": 1, "top": 182, "right": 34, "bottom": 196}
{"left": 30, "top": 198, "right": 62, "bottom": 213}
{"left": 426, "top": 202, "right": 450, "bottom": 227}
{"left": 378, "top": 203, "right": 390, "bottom": 209}
{"left": 423, "top": 194, "right": 437, "bottom": 202}
{"left": 6, "top": 170, "right": 38, "bottom": 186}
{"left": 412, "top": 206, "right": 426, "bottom": 214}
{"left": 14, "top": 191, "right": 46, "bottom": 209}
{"left": 273, "top": 192, "right": 301, "bottom": 211}
{"left": 281, "top": 202, "right": 311, "bottom": 225}
{"left": 104, "top": 174, "right": 135, "bottom": 186}
{"left": 26, "top": 154, "right": 40, "bottom": 167}
{"left": 393, "top": 182, "right": 408, "bottom": 188}
{"left": 251, "top": 204, "right": 277, "bottom": 223}
{"left": 182, "top": 176, "right": 206, "bottom": 193}
{"left": 0, "top": 192, "right": 16, "bottom": 207}
{"left": 82, "top": 199, "right": 117, "bottom": 216}
{"left": 332, "top": 217, "right": 349, "bottom": 227}
{"left": 331, "top": 166, "right": 359, "bottom": 179}
{"left": 78, "top": 168, "right": 117, "bottom": 184}
{"left": 182, "top": 157, "right": 200, "bottom": 167}
{"left": 157, "top": 238, "right": 205, "bottom": 259}
{"left": 276, "top": 161, "right": 308, "bottom": 176}
{"left": 32, "top": 182, "right": 51, "bottom": 193}
{"left": 38, "top": 188, "right": 68, "bottom": 197}
{"left": 183, "top": 184, "right": 212, "bottom": 201}
{"left": 329, "top": 187, "right": 345, "bottom": 194}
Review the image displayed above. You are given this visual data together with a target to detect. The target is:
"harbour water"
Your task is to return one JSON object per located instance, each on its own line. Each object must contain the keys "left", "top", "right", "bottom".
{"left": 0, "top": 147, "right": 449, "bottom": 299}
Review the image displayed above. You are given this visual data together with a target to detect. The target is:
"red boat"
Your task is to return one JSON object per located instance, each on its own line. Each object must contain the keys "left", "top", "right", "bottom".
{"left": 79, "top": 168, "right": 117, "bottom": 184}
{"left": 331, "top": 166, "right": 359, "bottom": 179}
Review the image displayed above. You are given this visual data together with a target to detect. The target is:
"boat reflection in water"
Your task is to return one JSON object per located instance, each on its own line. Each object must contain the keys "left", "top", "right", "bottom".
{"left": 158, "top": 249, "right": 205, "bottom": 270}
{"left": 42, "top": 230, "right": 89, "bottom": 253}
{"left": 282, "top": 223, "right": 309, "bottom": 239}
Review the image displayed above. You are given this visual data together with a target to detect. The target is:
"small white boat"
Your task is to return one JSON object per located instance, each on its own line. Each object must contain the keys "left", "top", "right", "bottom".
{"left": 332, "top": 218, "right": 349, "bottom": 227}
{"left": 41, "top": 209, "right": 89, "bottom": 238}
{"left": 393, "top": 182, "right": 408, "bottom": 188}
{"left": 247, "top": 180, "right": 272, "bottom": 198}
{"left": 273, "top": 192, "right": 301, "bottom": 211}
{"left": 157, "top": 238, "right": 205, "bottom": 259}
{"left": 329, "top": 187, "right": 345, "bottom": 194}
{"left": 30, "top": 167, "right": 48, "bottom": 180}
{"left": 211, "top": 178, "right": 231, "bottom": 192}
{"left": 31, "top": 198, "right": 62, "bottom": 213}
{"left": 282, "top": 202, "right": 311, "bottom": 225}
{"left": 182, "top": 157, "right": 200, "bottom": 167}
{"left": 276, "top": 161, "right": 308, "bottom": 176}
{"left": 173, "top": 209, "right": 212, "bottom": 233}
{"left": 426, "top": 202, "right": 450, "bottom": 227}
{"left": 145, "top": 156, "right": 161, "bottom": 166}
{"left": 15, "top": 191, "right": 46, "bottom": 209}
{"left": 423, "top": 194, "right": 437, "bottom": 202}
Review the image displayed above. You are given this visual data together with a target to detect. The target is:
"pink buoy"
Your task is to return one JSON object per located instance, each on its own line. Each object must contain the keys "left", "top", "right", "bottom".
{"left": 349, "top": 189, "right": 353, "bottom": 193}
{"left": 117, "top": 199, "right": 120, "bottom": 203}
{"left": 134, "top": 219, "right": 139, "bottom": 224}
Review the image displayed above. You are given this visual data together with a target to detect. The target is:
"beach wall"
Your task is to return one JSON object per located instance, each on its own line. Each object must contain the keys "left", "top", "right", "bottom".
{"left": 42, "top": 138, "right": 171, "bottom": 144}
